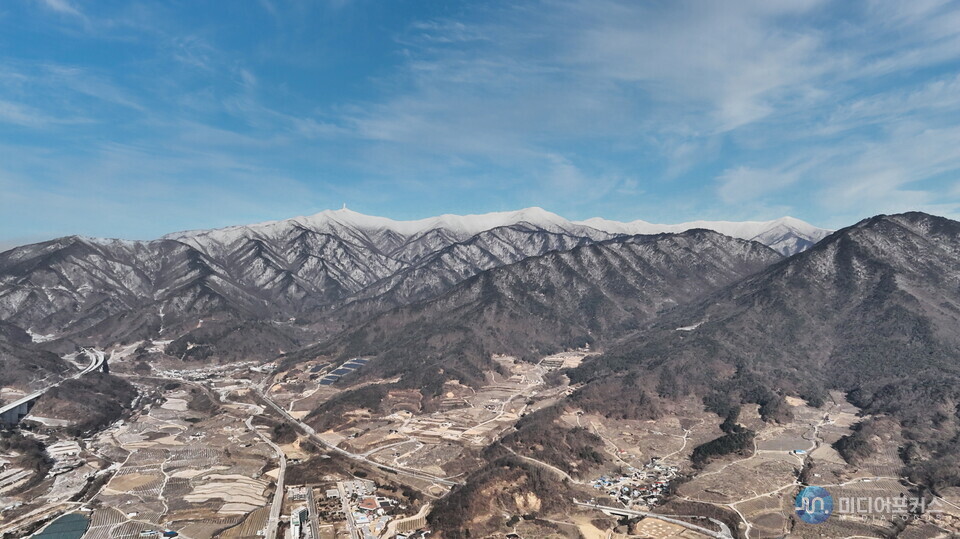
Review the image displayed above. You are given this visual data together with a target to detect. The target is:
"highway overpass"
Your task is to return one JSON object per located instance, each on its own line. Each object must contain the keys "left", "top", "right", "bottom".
{"left": 0, "top": 349, "right": 105, "bottom": 428}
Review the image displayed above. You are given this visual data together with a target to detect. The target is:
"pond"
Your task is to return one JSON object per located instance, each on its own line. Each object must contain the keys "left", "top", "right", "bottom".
{"left": 31, "top": 512, "right": 90, "bottom": 539}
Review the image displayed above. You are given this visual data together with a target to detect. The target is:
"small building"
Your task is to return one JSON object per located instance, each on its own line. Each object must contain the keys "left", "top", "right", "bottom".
{"left": 288, "top": 507, "right": 307, "bottom": 539}
{"left": 358, "top": 496, "right": 379, "bottom": 512}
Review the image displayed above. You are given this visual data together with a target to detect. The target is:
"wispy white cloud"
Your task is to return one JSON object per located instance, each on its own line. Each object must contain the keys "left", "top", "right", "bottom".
{"left": 349, "top": 0, "right": 954, "bottom": 223}
{"left": 5, "top": 0, "right": 960, "bottom": 238}
{"left": 42, "top": 64, "right": 145, "bottom": 111}
{"left": 716, "top": 167, "right": 801, "bottom": 204}
{"left": 36, "top": 0, "right": 82, "bottom": 18}
{"left": 0, "top": 99, "right": 87, "bottom": 127}
{"left": 0, "top": 99, "right": 54, "bottom": 127}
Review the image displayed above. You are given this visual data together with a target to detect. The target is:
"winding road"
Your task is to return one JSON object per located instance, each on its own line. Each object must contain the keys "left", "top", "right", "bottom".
{"left": 500, "top": 444, "right": 581, "bottom": 484}
{"left": 573, "top": 500, "right": 734, "bottom": 539}
{"left": 0, "top": 348, "right": 104, "bottom": 427}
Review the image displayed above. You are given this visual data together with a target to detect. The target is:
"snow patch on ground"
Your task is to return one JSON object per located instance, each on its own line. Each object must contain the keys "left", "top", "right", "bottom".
{"left": 26, "top": 329, "right": 56, "bottom": 343}
{"left": 675, "top": 322, "right": 703, "bottom": 331}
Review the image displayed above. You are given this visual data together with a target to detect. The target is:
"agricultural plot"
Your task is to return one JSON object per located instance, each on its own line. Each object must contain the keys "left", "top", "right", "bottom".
{"left": 104, "top": 470, "right": 164, "bottom": 495}
{"left": 790, "top": 512, "right": 894, "bottom": 539}
{"left": 562, "top": 401, "right": 720, "bottom": 472}
{"left": 402, "top": 442, "right": 465, "bottom": 475}
{"left": 679, "top": 455, "right": 800, "bottom": 504}
{"left": 825, "top": 477, "right": 913, "bottom": 520}
{"left": 733, "top": 494, "right": 788, "bottom": 538}
{"left": 183, "top": 474, "right": 268, "bottom": 513}
{"left": 85, "top": 383, "right": 275, "bottom": 538}
{"left": 179, "top": 516, "right": 247, "bottom": 538}
{"left": 659, "top": 394, "right": 905, "bottom": 537}
{"left": 269, "top": 355, "right": 563, "bottom": 487}
{"left": 219, "top": 505, "right": 270, "bottom": 538}
{"left": 84, "top": 507, "right": 159, "bottom": 539}
{"left": 537, "top": 350, "right": 590, "bottom": 370}
{"left": 853, "top": 442, "right": 907, "bottom": 479}
{"left": 369, "top": 439, "right": 423, "bottom": 464}
{"left": 754, "top": 425, "right": 810, "bottom": 452}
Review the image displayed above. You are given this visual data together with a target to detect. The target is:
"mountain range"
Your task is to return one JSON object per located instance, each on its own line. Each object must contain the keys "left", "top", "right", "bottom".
{"left": 565, "top": 212, "right": 960, "bottom": 486}
{"left": 407, "top": 211, "right": 960, "bottom": 535}
{"left": 4, "top": 206, "right": 960, "bottom": 534}
{"left": 576, "top": 215, "right": 830, "bottom": 256}
{"left": 0, "top": 208, "right": 827, "bottom": 352}
{"left": 310, "top": 229, "right": 782, "bottom": 393}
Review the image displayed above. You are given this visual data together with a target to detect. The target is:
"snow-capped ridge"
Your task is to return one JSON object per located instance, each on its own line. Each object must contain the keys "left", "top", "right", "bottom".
{"left": 301, "top": 206, "right": 572, "bottom": 236}
{"left": 575, "top": 215, "right": 831, "bottom": 255}
{"left": 164, "top": 206, "right": 579, "bottom": 244}
{"left": 160, "top": 206, "right": 828, "bottom": 256}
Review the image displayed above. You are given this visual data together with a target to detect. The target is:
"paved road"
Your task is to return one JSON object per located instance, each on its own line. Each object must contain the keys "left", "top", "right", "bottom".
{"left": 381, "top": 503, "right": 431, "bottom": 539}
{"left": 306, "top": 486, "right": 321, "bottom": 539}
{"left": 0, "top": 348, "right": 104, "bottom": 424}
{"left": 256, "top": 389, "right": 460, "bottom": 487}
{"left": 338, "top": 481, "right": 360, "bottom": 539}
{"left": 247, "top": 416, "right": 287, "bottom": 539}
{"left": 572, "top": 500, "right": 733, "bottom": 539}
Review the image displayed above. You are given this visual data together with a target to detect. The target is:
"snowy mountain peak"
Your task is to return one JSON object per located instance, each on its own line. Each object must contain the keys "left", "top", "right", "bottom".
{"left": 166, "top": 206, "right": 579, "bottom": 244}
{"left": 305, "top": 205, "right": 572, "bottom": 236}
{"left": 161, "top": 207, "right": 828, "bottom": 256}
{"left": 574, "top": 215, "right": 831, "bottom": 255}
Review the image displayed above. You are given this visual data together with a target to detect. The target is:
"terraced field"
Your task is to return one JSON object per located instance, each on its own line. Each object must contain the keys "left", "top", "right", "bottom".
{"left": 84, "top": 386, "right": 276, "bottom": 538}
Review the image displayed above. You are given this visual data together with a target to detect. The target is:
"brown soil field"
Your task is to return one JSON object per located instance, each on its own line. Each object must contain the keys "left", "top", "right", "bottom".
{"left": 105, "top": 472, "right": 163, "bottom": 493}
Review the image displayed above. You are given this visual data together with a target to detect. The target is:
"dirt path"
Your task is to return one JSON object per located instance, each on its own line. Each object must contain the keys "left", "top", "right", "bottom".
{"left": 500, "top": 444, "right": 581, "bottom": 484}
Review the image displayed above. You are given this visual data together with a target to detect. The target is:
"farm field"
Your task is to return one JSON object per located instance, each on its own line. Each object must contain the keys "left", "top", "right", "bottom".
{"left": 84, "top": 385, "right": 276, "bottom": 538}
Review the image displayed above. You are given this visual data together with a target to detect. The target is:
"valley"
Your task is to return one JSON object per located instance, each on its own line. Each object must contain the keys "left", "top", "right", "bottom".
{"left": 267, "top": 352, "right": 588, "bottom": 489}
{"left": 2, "top": 210, "right": 960, "bottom": 539}
{"left": 4, "top": 329, "right": 960, "bottom": 539}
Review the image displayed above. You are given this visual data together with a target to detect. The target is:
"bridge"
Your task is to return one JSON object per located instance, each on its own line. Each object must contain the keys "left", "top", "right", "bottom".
{"left": 0, "top": 348, "right": 106, "bottom": 429}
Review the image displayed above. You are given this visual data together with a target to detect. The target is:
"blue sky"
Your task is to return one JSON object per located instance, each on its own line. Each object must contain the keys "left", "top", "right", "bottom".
{"left": 3, "top": 0, "right": 960, "bottom": 248}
